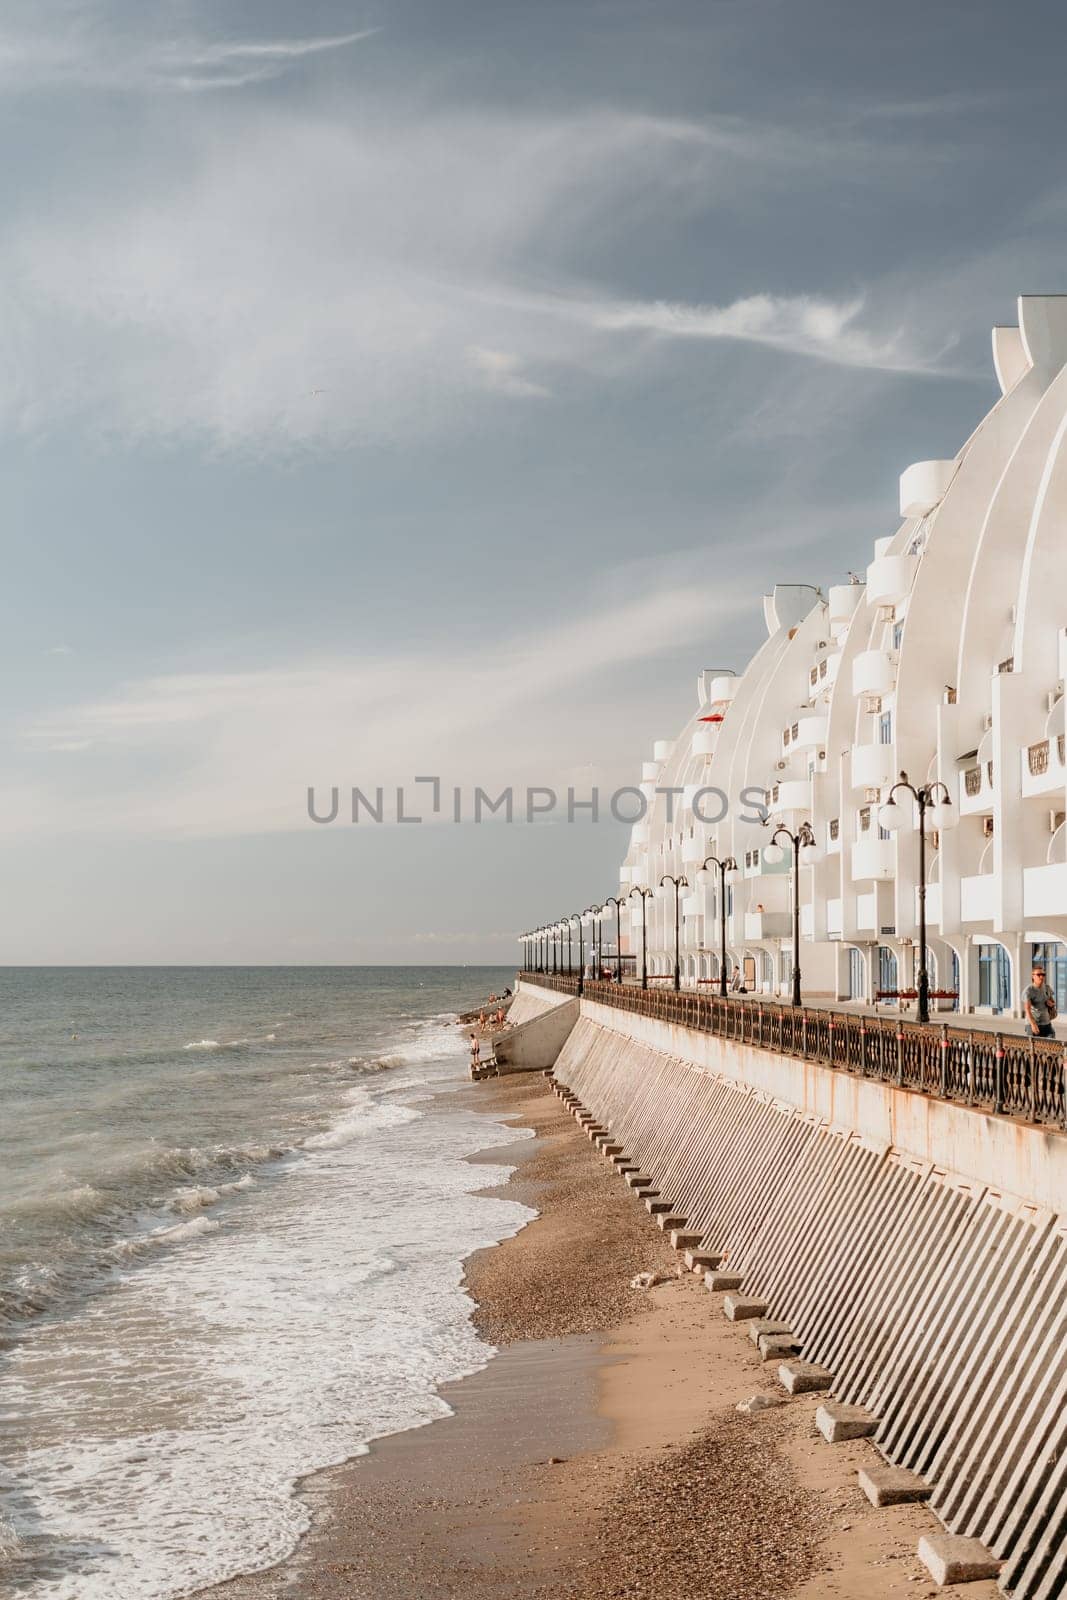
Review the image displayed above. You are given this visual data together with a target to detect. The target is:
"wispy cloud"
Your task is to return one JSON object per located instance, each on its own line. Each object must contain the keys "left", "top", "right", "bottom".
{"left": 0, "top": 10, "right": 379, "bottom": 93}
{"left": 14, "top": 574, "right": 747, "bottom": 838}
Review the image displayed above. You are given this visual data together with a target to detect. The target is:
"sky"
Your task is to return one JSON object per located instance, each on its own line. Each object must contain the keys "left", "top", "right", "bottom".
{"left": 3, "top": 0, "right": 1067, "bottom": 963}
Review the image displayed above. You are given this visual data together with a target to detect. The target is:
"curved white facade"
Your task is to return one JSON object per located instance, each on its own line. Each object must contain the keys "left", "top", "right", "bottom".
{"left": 617, "top": 295, "right": 1067, "bottom": 1017}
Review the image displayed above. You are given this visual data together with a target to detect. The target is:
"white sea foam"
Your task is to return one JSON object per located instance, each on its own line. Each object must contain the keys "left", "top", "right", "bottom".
{"left": 182, "top": 1039, "right": 220, "bottom": 1051}
{"left": 0, "top": 975, "right": 527, "bottom": 1600}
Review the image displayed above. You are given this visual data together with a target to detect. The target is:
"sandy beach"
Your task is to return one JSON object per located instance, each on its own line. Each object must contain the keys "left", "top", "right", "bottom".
{"left": 200, "top": 1068, "right": 998, "bottom": 1600}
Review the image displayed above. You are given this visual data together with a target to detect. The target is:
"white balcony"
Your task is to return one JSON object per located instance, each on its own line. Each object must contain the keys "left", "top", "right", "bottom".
{"left": 852, "top": 649, "right": 895, "bottom": 697}
{"left": 827, "top": 898, "right": 843, "bottom": 937}
{"left": 961, "top": 873, "right": 996, "bottom": 923}
{"left": 691, "top": 727, "right": 717, "bottom": 757}
{"left": 826, "top": 820, "right": 842, "bottom": 855}
{"left": 799, "top": 904, "right": 814, "bottom": 939}
{"left": 631, "top": 822, "right": 649, "bottom": 847}
{"left": 857, "top": 891, "right": 878, "bottom": 929}
{"left": 851, "top": 743, "right": 894, "bottom": 791}
{"left": 641, "top": 759, "right": 660, "bottom": 782}
{"left": 704, "top": 675, "right": 737, "bottom": 705}
{"left": 681, "top": 834, "right": 706, "bottom": 864}
{"left": 828, "top": 583, "right": 864, "bottom": 625}
{"left": 899, "top": 458, "right": 956, "bottom": 518}
{"left": 653, "top": 739, "right": 675, "bottom": 762}
{"left": 958, "top": 762, "right": 993, "bottom": 815}
{"left": 865, "top": 553, "right": 918, "bottom": 608}
{"left": 793, "top": 714, "right": 828, "bottom": 749}
{"left": 851, "top": 837, "right": 894, "bottom": 881}
{"left": 770, "top": 778, "right": 811, "bottom": 813}
{"left": 744, "top": 910, "right": 791, "bottom": 941}
{"left": 1021, "top": 737, "right": 1066, "bottom": 798}
{"left": 1023, "top": 862, "right": 1067, "bottom": 920}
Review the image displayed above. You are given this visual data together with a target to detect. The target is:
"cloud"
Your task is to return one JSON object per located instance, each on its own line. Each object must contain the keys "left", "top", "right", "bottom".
{"left": 0, "top": 8, "right": 379, "bottom": 93}
{"left": 0, "top": 77, "right": 958, "bottom": 450}
{"left": 467, "top": 347, "right": 550, "bottom": 399}
{"left": 13, "top": 574, "right": 747, "bottom": 839}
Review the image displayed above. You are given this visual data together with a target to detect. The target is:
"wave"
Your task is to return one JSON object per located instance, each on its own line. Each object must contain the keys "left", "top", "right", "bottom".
{"left": 183, "top": 1039, "right": 221, "bottom": 1051}
{"left": 170, "top": 1174, "right": 256, "bottom": 1215}
{"left": 112, "top": 1214, "right": 221, "bottom": 1259}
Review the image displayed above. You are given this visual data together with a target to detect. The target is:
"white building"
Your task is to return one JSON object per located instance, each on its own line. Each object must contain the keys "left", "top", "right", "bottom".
{"left": 616, "top": 294, "right": 1067, "bottom": 1018}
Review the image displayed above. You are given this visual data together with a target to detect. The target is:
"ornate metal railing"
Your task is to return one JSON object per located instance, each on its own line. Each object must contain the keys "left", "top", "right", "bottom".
{"left": 516, "top": 973, "right": 1066, "bottom": 1129}
{"left": 964, "top": 765, "right": 983, "bottom": 796}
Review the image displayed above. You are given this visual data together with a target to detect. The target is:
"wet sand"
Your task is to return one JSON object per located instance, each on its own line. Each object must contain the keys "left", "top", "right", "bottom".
{"left": 200, "top": 1071, "right": 999, "bottom": 1600}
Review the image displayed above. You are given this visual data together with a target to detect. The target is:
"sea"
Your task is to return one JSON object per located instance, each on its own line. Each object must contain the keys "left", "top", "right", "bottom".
{"left": 0, "top": 966, "right": 532, "bottom": 1600}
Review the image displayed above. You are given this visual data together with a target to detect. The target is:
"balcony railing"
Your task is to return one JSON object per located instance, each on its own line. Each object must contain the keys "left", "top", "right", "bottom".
{"left": 1030, "top": 740, "right": 1050, "bottom": 776}
{"left": 517, "top": 974, "right": 1066, "bottom": 1129}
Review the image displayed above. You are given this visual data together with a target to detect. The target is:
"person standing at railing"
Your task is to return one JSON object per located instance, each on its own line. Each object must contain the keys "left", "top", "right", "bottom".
{"left": 1024, "top": 965, "right": 1057, "bottom": 1038}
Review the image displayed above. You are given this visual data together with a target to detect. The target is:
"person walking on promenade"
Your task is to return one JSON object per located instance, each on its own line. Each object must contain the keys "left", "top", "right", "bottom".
{"left": 1024, "top": 965, "right": 1057, "bottom": 1038}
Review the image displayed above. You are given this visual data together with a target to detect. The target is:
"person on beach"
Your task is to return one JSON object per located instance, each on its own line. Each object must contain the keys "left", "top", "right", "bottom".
{"left": 1024, "top": 965, "right": 1057, "bottom": 1037}
{"left": 470, "top": 1034, "right": 480, "bottom": 1064}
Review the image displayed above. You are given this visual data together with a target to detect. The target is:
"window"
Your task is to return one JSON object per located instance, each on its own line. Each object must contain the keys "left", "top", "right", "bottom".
{"left": 878, "top": 824, "right": 891, "bottom": 842}
{"left": 892, "top": 622, "right": 904, "bottom": 650}
{"left": 978, "top": 944, "right": 1011, "bottom": 1011}
{"left": 879, "top": 711, "right": 893, "bottom": 746}
{"left": 847, "top": 947, "right": 865, "bottom": 1000}
{"left": 878, "top": 945, "right": 898, "bottom": 998}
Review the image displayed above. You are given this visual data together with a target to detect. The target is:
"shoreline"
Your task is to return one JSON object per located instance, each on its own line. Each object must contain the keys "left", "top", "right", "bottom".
{"left": 197, "top": 1068, "right": 998, "bottom": 1600}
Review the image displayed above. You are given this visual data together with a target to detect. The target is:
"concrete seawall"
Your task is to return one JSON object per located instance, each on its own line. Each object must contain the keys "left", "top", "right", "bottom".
{"left": 523, "top": 979, "right": 1067, "bottom": 1599}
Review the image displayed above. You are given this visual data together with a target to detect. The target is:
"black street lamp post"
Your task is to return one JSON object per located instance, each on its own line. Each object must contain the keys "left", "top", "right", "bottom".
{"left": 659, "top": 874, "right": 689, "bottom": 992}
{"left": 568, "top": 913, "right": 586, "bottom": 994}
{"left": 628, "top": 887, "right": 654, "bottom": 989}
{"left": 764, "top": 821, "right": 817, "bottom": 1007}
{"left": 603, "top": 895, "right": 626, "bottom": 983}
{"left": 698, "top": 855, "right": 738, "bottom": 997}
{"left": 880, "top": 771, "right": 952, "bottom": 1024}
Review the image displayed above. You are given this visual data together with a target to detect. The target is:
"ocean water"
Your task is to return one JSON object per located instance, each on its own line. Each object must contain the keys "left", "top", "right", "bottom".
{"left": 0, "top": 966, "right": 530, "bottom": 1599}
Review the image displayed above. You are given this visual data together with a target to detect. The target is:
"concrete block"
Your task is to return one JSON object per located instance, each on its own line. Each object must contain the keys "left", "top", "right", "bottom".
{"left": 600, "top": 1143, "right": 622, "bottom": 1157}
{"left": 759, "top": 1334, "right": 800, "bottom": 1362}
{"left": 778, "top": 1361, "right": 832, "bottom": 1395}
{"left": 669, "top": 1231, "right": 702, "bottom": 1251}
{"left": 917, "top": 1534, "right": 1001, "bottom": 1586}
{"left": 626, "top": 1175, "right": 654, "bottom": 1189}
{"left": 684, "top": 1249, "right": 722, "bottom": 1272}
{"left": 656, "top": 1213, "right": 687, "bottom": 1232}
{"left": 646, "top": 1199, "right": 673, "bottom": 1215}
{"left": 748, "top": 1319, "right": 792, "bottom": 1346}
{"left": 815, "top": 1402, "right": 877, "bottom": 1443}
{"left": 858, "top": 1466, "right": 932, "bottom": 1508}
{"left": 723, "top": 1295, "right": 768, "bottom": 1322}
{"left": 705, "top": 1271, "right": 743, "bottom": 1291}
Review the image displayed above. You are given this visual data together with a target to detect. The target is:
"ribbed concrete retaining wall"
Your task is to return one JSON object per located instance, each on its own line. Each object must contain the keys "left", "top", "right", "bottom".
{"left": 552, "top": 1002, "right": 1067, "bottom": 1600}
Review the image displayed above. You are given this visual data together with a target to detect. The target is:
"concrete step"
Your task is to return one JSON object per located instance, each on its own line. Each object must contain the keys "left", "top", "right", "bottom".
{"left": 759, "top": 1333, "right": 801, "bottom": 1362}
{"left": 656, "top": 1213, "right": 688, "bottom": 1232}
{"left": 748, "top": 1319, "right": 793, "bottom": 1347}
{"left": 723, "top": 1294, "right": 768, "bottom": 1322}
{"left": 684, "top": 1249, "right": 722, "bottom": 1272}
{"left": 815, "top": 1402, "right": 877, "bottom": 1443}
{"left": 646, "top": 1199, "right": 673, "bottom": 1215}
{"left": 916, "top": 1534, "right": 1000, "bottom": 1586}
{"left": 705, "top": 1270, "right": 744, "bottom": 1291}
{"left": 669, "top": 1230, "right": 702, "bottom": 1252}
{"left": 626, "top": 1175, "right": 654, "bottom": 1189}
{"left": 859, "top": 1466, "right": 932, "bottom": 1508}
{"left": 778, "top": 1360, "right": 833, "bottom": 1395}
